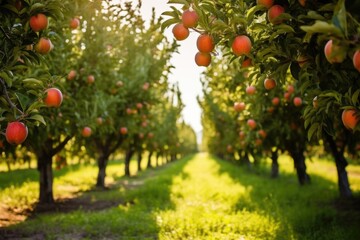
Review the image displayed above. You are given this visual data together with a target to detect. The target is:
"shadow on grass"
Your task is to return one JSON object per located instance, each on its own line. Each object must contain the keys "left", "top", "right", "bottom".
{"left": 213, "top": 156, "right": 360, "bottom": 240}
{"left": 0, "top": 155, "right": 194, "bottom": 239}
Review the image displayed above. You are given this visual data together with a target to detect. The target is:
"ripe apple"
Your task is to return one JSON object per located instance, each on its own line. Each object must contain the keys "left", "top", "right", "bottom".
{"left": 342, "top": 109, "right": 359, "bottom": 130}
{"left": 35, "top": 38, "right": 53, "bottom": 54}
{"left": 139, "top": 133, "right": 144, "bottom": 139}
{"left": 255, "top": 138, "right": 263, "bottom": 146}
{"left": 195, "top": 52, "right": 211, "bottom": 67}
{"left": 242, "top": 58, "right": 252, "bottom": 68}
{"left": 284, "top": 92, "right": 291, "bottom": 101}
{"left": 287, "top": 85, "right": 295, "bottom": 94}
{"left": 29, "top": 13, "right": 48, "bottom": 32}
{"left": 324, "top": 39, "right": 346, "bottom": 64}
{"left": 293, "top": 97, "right": 302, "bottom": 107}
{"left": 234, "top": 102, "right": 246, "bottom": 112}
{"left": 70, "top": 18, "right": 80, "bottom": 29}
{"left": 82, "top": 127, "right": 92, "bottom": 137}
{"left": 258, "top": 129, "right": 267, "bottom": 139}
{"left": 247, "top": 119, "right": 257, "bottom": 130}
{"left": 268, "top": 5, "right": 285, "bottom": 24}
{"left": 226, "top": 145, "right": 233, "bottom": 153}
{"left": 264, "top": 78, "right": 276, "bottom": 90}
{"left": 197, "top": 34, "right": 214, "bottom": 53}
{"left": 120, "top": 127, "right": 128, "bottom": 135}
{"left": 141, "top": 121, "right": 148, "bottom": 127}
{"left": 136, "top": 103, "right": 143, "bottom": 109}
{"left": 257, "top": 0, "right": 274, "bottom": 8}
{"left": 172, "top": 23, "right": 189, "bottom": 41}
{"left": 143, "top": 82, "right": 150, "bottom": 90}
{"left": 67, "top": 70, "right": 77, "bottom": 80}
{"left": 182, "top": 9, "right": 198, "bottom": 28}
{"left": 232, "top": 35, "right": 252, "bottom": 56}
{"left": 272, "top": 97, "right": 280, "bottom": 106}
{"left": 246, "top": 86, "right": 256, "bottom": 95}
{"left": 126, "top": 108, "right": 133, "bottom": 115}
{"left": 297, "top": 55, "right": 309, "bottom": 68}
{"left": 87, "top": 75, "right": 95, "bottom": 84}
{"left": 298, "top": 0, "right": 306, "bottom": 7}
{"left": 44, "top": 88, "right": 63, "bottom": 107}
{"left": 148, "top": 132, "right": 154, "bottom": 138}
{"left": 6, "top": 122, "right": 28, "bottom": 145}
{"left": 96, "top": 117, "right": 103, "bottom": 125}
{"left": 239, "top": 131, "right": 245, "bottom": 140}
{"left": 353, "top": 50, "right": 360, "bottom": 72}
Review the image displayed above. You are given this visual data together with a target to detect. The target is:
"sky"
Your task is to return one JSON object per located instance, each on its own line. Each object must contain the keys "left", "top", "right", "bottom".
{"left": 135, "top": 0, "right": 204, "bottom": 140}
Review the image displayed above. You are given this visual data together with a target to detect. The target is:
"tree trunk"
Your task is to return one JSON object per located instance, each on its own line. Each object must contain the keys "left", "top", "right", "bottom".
{"left": 96, "top": 154, "right": 108, "bottom": 188}
{"left": 325, "top": 134, "right": 352, "bottom": 198}
{"left": 290, "top": 150, "right": 310, "bottom": 185}
{"left": 125, "top": 149, "right": 135, "bottom": 176}
{"left": 137, "top": 151, "right": 142, "bottom": 172}
{"left": 271, "top": 150, "right": 279, "bottom": 178}
{"left": 156, "top": 152, "right": 160, "bottom": 167}
{"left": 6, "top": 160, "right": 11, "bottom": 172}
{"left": 147, "top": 151, "right": 153, "bottom": 169}
{"left": 238, "top": 151, "right": 252, "bottom": 169}
{"left": 38, "top": 155, "right": 54, "bottom": 204}
{"left": 171, "top": 154, "right": 176, "bottom": 161}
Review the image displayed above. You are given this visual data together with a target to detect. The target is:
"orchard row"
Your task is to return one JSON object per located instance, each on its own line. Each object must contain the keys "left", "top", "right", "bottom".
{"left": 0, "top": 0, "right": 197, "bottom": 204}
{"left": 163, "top": 0, "right": 360, "bottom": 198}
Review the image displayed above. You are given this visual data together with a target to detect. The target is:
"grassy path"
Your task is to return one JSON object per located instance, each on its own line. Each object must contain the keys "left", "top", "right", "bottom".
{"left": 1, "top": 153, "right": 360, "bottom": 239}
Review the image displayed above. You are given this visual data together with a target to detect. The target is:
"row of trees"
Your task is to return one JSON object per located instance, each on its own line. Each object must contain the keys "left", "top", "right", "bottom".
{"left": 163, "top": 0, "right": 360, "bottom": 198}
{"left": 0, "top": 0, "right": 197, "bottom": 204}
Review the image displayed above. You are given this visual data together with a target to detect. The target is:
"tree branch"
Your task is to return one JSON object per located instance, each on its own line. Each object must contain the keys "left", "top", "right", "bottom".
{"left": 0, "top": 77, "right": 24, "bottom": 115}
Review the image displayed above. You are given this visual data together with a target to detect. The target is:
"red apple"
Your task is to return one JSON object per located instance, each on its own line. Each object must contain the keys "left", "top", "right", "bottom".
{"left": 182, "top": 9, "right": 199, "bottom": 28}
{"left": 293, "top": 97, "right": 302, "bottom": 107}
{"left": 67, "top": 70, "right": 77, "bottom": 80}
{"left": 272, "top": 97, "right": 280, "bottom": 106}
{"left": 247, "top": 119, "right": 257, "bottom": 130}
{"left": 268, "top": 5, "right": 285, "bottom": 25}
{"left": 44, "top": 88, "right": 63, "bottom": 107}
{"left": 258, "top": 129, "right": 267, "bottom": 139}
{"left": 29, "top": 13, "right": 48, "bottom": 32}
{"left": 239, "top": 131, "right": 245, "bottom": 140}
{"left": 120, "top": 127, "right": 128, "bottom": 135}
{"left": 136, "top": 103, "right": 143, "bottom": 109}
{"left": 35, "top": 38, "right": 53, "bottom": 54}
{"left": 87, "top": 75, "right": 95, "bottom": 84}
{"left": 246, "top": 86, "right": 256, "bottom": 95}
{"left": 342, "top": 109, "right": 359, "bottom": 130}
{"left": 287, "top": 85, "right": 295, "bottom": 94}
{"left": 6, "top": 122, "right": 28, "bottom": 145}
{"left": 324, "top": 39, "right": 346, "bottom": 64}
{"left": 232, "top": 35, "right": 252, "bottom": 56}
{"left": 143, "top": 82, "right": 150, "bottom": 90}
{"left": 264, "top": 78, "right": 276, "bottom": 90}
{"left": 70, "top": 18, "right": 80, "bottom": 29}
{"left": 82, "top": 127, "right": 92, "bottom": 137}
{"left": 234, "top": 102, "right": 246, "bottom": 112}
{"left": 353, "top": 50, "right": 360, "bottom": 72}
{"left": 96, "top": 117, "right": 103, "bottom": 125}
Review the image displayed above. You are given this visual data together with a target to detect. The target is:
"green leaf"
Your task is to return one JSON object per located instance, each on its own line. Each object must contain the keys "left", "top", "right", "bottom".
{"left": 332, "top": 0, "right": 347, "bottom": 37}
{"left": 28, "top": 114, "right": 46, "bottom": 125}
{"left": 351, "top": 89, "right": 360, "bottom": 105}
{"left": 307, "top": 122, "right": 319, "bottom": 141}
{"left": 161, "top": 18, "right": 180, "bottom": 31}
{"left": 300, "top": 20, "right": 343, "bottom": 37}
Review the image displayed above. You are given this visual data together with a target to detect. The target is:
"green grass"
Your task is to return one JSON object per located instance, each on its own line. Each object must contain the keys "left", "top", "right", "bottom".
{"left": 1, "top": 153, "right": 360, "bottom": 239}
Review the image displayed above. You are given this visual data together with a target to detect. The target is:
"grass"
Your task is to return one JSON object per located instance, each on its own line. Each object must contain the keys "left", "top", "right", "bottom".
{"left": 0, "top": 153, "right": 359, "bottom": 239}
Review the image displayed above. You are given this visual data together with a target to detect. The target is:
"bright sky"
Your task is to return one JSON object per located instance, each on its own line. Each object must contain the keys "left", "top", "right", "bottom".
{"left": 137, "top": 0, "right": 204, "bottom": 140}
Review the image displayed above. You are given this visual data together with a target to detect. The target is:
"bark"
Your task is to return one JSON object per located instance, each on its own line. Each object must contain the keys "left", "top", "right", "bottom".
{"left": 38, "top": 154, "right": 54, "bottom": 204}
{"left": 325, "top": 134, "right": 352, "bottom": 198}
{"left": 125, "top": 149, "right": 135, "bottom": 176}
{"left": 270, "top": 150, "right": 279, "bottom": 178}
{"left": 289, "top": 150, "right": 310, "bottom": 185}
{"left": 156, "top": 152, "right": 160, "bottom": 167}
{"left": 147, "top": 151, "right": 153, "bottom": 169}
{"left": 137, "top": 151, "right": 142, "bottom": 172}
{"left": 238, "top": 150, "right": 252, "bottom": 169}
{"left": 171, "top": 154, "right": 176, "bottom": 161}
{"left": 6, "top": 160, "right": 11, "bottom": 172}
{"left": 96, "top": 154, "right": 108, "bottom": 188}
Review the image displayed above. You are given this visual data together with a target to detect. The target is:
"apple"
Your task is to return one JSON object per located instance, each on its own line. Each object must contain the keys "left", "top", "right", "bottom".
{"left": 257, "top": 0, "right": 274, "bottom": 8}
{"left": 353, "top": 50, "right": 360, "bottom": 72}
{"left": 143, "top": 82, "right": 150, "bottom": 90}
{"left": 258, "top": 129, "right": 267, "bottom": 139}
{"left": 6, "top": 122, "right": 28, "bottom": 145}
{"left": 148, "top": 132, "right": 154, "bottom": 138}
{"left": 287, "top": 85, "right": 295, "bottom": 94}
{"left": 44, "top": 88, "right": 63, "bottom": 107}
{"left": 264, "top": 78, "right": 276, "bottom": 90}
{"left": 172, "top": 23, "right": 189, "bottom": 41}
{"left": 234, "top": 102, "right": 246, "bottom": 112}
{"left": 246, "top": 86, "right": 256, "bottom": 95}
{"left": 67, "top": 70, "right": 77, "bottom": 80}
{"left": 197, "top": 34, "right": 214, "bottom": 53}
{"left": 342, "top": 109, "right": 359, "bottom": 130}
{"left": 247, "top": 119, "right": 257, "bottom": 130}
{"left": 272, "top": 97, "right": 280, "bottom": 106}
{"left": 70, "top": 18, "right": 80, "bottom": 29}
{"left": 96, "top": 117, "right": 103, "bottom": 125}
{"left": 232, "top": 35, "right": 252, "bottom": 56}
{"left": 239, "top": 131, "right": 245, "bottom": 140}
{"left": 324, "top": 39, "right": 346, "bottom": 64}
{"left": 182, "top": 9, "right": 198, "bottom": 28}
{"left": 82, "top": 127, "right": 92, "bottom": 137}
{"left": 284, "top": 92, "right": 291, "bottom": 101}
{"left": 120, "top": 127, "right": 128, "bottom": 135}
{"left": 268, "top": 5, "right": 285, "bottom": 25}
{"left": 35, "top": 38, "right": 53, "bottom": 54}
{"left": 29, "top": 13, "right": 48, "bottom": 32}
{"left": 87, "top": 75, "right": 95, "bottom": 84}
{"left": 226, "top": 145, "right": 233, "bottom": 153}
{"left": 116, "top": 81, "right": 124, "bottom": 87}
{"left": 136, "top": 103, "right": 143, "bottom": 109}
{"left": 293, "top": 97, "right": 302, "bottom": 107}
